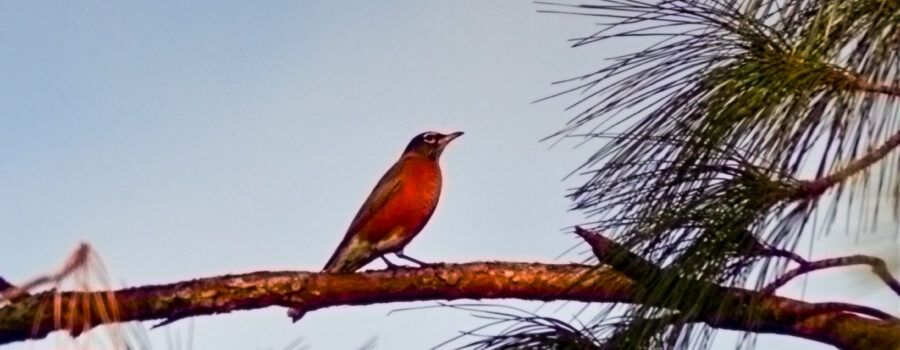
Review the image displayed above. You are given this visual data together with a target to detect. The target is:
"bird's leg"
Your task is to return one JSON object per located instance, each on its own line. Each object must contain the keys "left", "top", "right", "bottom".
{"left": 380, "top": 255, "right": 401, "bottom": 270}
{"left": 395, "top": 252, "right": 434, "bottom": 268}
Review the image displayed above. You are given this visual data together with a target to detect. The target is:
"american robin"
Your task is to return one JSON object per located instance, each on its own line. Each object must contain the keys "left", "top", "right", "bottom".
{"left": 289, "top": 131, "right": 462, "bottom": 321}
{"left": 322, "top": 131, "right": 463, "bottom": 273}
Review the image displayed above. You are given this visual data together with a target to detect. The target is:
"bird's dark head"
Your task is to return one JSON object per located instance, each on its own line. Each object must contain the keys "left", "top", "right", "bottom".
{"left": 403, "top": 131, "right": 464, "bottom": 159}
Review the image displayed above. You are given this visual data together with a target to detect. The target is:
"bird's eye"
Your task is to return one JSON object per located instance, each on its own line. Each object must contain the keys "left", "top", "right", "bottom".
{"left": 423, "top": 134, "right": 436, "bottom": 143}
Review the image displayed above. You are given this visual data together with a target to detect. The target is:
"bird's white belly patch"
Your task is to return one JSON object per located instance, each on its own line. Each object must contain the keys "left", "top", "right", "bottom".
{"left": 374, "top": 226, "right": 409, "bottom": 253}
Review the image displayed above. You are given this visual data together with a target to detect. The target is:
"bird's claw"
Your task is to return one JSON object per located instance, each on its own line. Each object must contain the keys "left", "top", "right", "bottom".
{"left": 381, "top": 256, "right": 401, "bottom": 270}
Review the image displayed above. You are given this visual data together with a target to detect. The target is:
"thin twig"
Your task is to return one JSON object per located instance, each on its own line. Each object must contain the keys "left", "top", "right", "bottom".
{"left": 762, "top": 255, "right": 900, "bottom": 296}
{"left": 853, "top": 75, "right": 900, "bottom": 97}
{"left": 0, "top": 243, "right": 90, "bottom": 301}
{"left": 572, "top": 226, "right": 665, "bottom": 286}
{"left": 791, "top": 128, "right": 900, "bottom": 199}
{"left": 754, "top": 247, "right": 809, "bottom": 266}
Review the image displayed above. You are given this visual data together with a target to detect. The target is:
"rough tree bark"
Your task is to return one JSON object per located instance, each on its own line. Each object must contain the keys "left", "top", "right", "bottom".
{"left": 1, "top": 259, "right": 898, "bottom": 349}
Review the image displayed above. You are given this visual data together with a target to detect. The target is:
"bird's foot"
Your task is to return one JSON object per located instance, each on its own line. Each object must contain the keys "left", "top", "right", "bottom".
{"left": 380, "top": 255, "right": 401, "bottom": 270}
{"left": 396, "top": 252, "right": 437, "bottom": 268}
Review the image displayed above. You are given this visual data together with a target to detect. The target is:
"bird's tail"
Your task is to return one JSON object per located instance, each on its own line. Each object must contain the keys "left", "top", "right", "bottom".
{"left": 323, "top": 238, "right": 373, "bottom": 273}
{"left": 323, "top": 250, "right": 370, "bottom": 273}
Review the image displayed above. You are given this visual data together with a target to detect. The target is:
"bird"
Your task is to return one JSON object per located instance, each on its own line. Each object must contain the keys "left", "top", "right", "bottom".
{"left": 322, "top": 131, "right": 463, "bottom": 273}
{"left": 288, "top": 131, "right": 462, "bottom": 321}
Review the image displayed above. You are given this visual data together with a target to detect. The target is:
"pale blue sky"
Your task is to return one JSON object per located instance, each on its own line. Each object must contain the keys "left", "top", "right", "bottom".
{"left": 1, "top": 2, "right": 895, "bottom": 349}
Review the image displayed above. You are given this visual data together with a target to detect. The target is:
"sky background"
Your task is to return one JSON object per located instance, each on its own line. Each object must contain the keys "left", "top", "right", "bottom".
{"left": 0, "top": 1, "right": 897, "bottom": 349}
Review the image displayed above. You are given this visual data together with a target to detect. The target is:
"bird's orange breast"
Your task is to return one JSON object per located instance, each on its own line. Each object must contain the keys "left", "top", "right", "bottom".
{"left": 360, "top": 157, "right": 442, "bottom": 244}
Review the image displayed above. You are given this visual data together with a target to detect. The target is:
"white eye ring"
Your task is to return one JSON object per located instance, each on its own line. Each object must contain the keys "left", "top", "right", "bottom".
{"left": 423, "top": 134, "right": 437, "bottom": 143}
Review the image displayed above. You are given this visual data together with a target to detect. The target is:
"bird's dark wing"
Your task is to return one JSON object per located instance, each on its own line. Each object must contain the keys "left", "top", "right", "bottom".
{"left": 322, "top": 159, "right": 404, "bottom": 271}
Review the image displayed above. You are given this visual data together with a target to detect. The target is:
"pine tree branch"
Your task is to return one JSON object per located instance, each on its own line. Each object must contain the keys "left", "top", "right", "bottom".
{"left": 9, "top": 263, "right": 629, "bottom": 344}
{"left": 762, "top": 255, "right": 900, "bottom": 296}
{"left": 1, "top": 260, "right": 898, "bottom": 349}
{"left": 850, "top": 74, "right": 900, "bottom": 97}
{"left": 790, "top": 127, "right": 900, "bottom": 199}
{"left": 573, "top": 227, "right": 900, "bottom": 347}
{"left": 752, "top": 246, "right": 808, "bottom": 266}
{"left": 817, "top": 62, "right": 900, "bottom": 97}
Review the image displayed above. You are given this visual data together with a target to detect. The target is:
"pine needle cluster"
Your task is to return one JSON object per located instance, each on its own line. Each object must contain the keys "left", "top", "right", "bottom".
{"left": 462, "top": 1, "right": 900, "bottom": 348}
